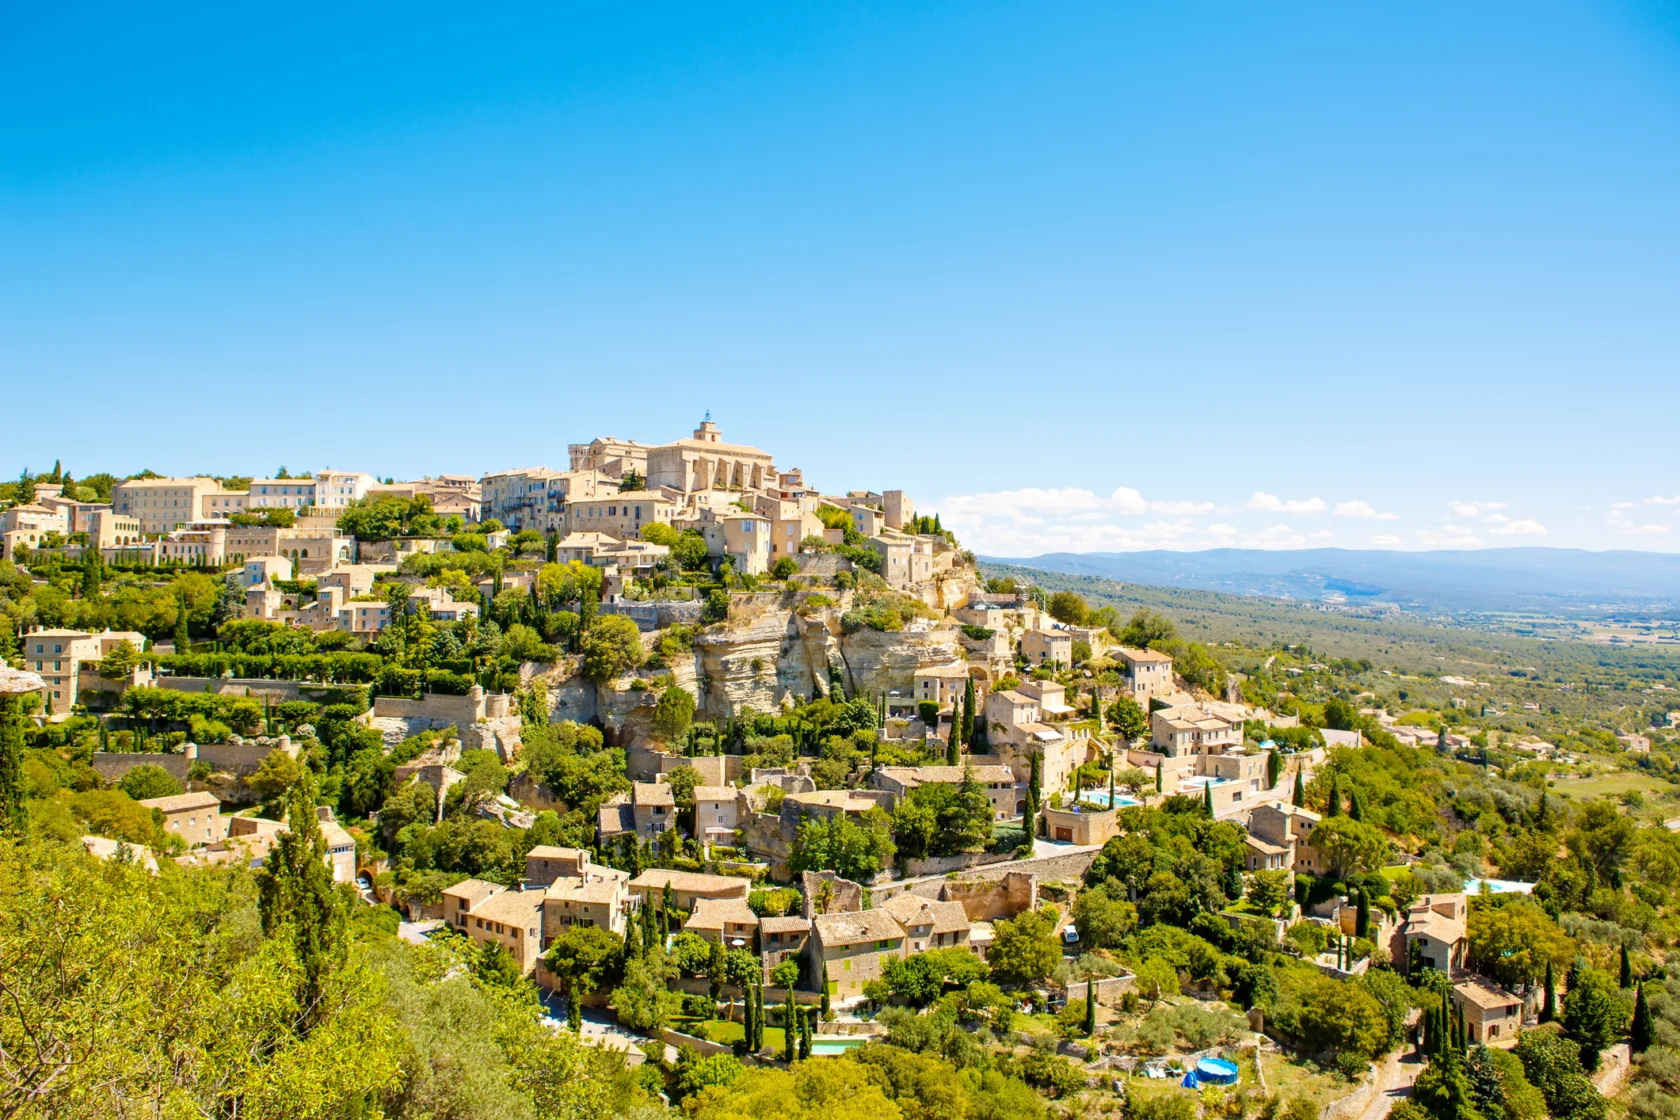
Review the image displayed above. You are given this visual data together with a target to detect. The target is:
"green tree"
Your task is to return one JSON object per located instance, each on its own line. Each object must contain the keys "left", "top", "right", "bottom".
{"left": 652, "top": 685, "right": 696, "bottom": 743}
{"left": 1106, "top": 695, "right": 1148, "bottom": 744}
{"left": 545, "top": 923, "right": 623, "bottom": 1004}
{"left": 1293, "top": 769, "right": 1305, "bottom": 807}
{"left": 961, "top": 677, "right": 975, "bottom": 745}
{"left": 615, "top": 951, "right": 682, "bottom": 1033}
{"left": 1072, "top": 881, "right": 1138, "bottom": 949}
{"left": 1561, "top": 969, "right": 1625, "bottom": 1071}
{"left": 256, "top": 769, "right": 347, "bottom": 1035}
{"left": 118, "top": 763, "right": 182, "bottom": 801}
{"left": 987, "top": 908, "right": 1061, "bottom": 986}
{"left": 1466, "top": 900, "right": 1573, "bottom": 990}
{"left": 581, "top": 614, "right": 644, "bottom": 682}
{"left": 1309, "top": 815, "right": 1388, "bottom": 878}
{"left": 1133, "top": 956, "right": 1180, "bottom": 1007}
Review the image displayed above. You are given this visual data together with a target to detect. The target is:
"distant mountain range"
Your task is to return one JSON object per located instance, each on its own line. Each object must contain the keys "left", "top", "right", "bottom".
{"left": 978, "top": 548, "right": 1680, "bottom": 615}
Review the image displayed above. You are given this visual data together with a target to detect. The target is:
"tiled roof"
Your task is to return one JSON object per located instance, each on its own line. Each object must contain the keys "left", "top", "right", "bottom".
{"left": 138, "top": 791, "right": 221, "bottom": 813}
{"left": 760, "top": 916, "right": 812, "bottom": 935}
{"left": 1454, "top": 976, "right": 1521, "bottom": 1011}
{"left": 813, "top": 908, "right": 905, "bottom": 946}
{"left": 685, "top": 897, "right": 759, "bottom": 931}
{"left": 628, "top": 869, "right": 751, "bottom": 897}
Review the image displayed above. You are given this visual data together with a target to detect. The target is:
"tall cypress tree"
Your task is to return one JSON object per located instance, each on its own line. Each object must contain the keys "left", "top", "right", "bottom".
{"left": 744, "top": 984, "right": 757, "bottom": 1050}
{"left": 1027, "top": 751, "right": 1042, "bottom": 834}
{"left": 1633, "top": 983, "right": 1654, "bottom": 1053}
{"left": 1084, "top": 978, "right": 1098, "bottom": 1035}
{"left": 1292, "top": 770, "right": 1305, "bottom": 808}
{"left": 947, "top": 711, "right": 960, "bottom": 766}
{"left": 1155, "top": 761, "right": 1164, "bottom": 794}
{"left": 1355, "top": 889, "right": 1371, "bottom": 939}
{"left": 1326, "top": 772, "right": 1341, "bottom": 817}
{"left": 257, "top": 770, "right": 346, "bottom": 1035}
{"left": 1349, "top": 789, "right": 1365, "bottom": 822}
{"left": 1541, "top": 960, "right": 1556, "bottom": 1022}
{"left": 1621, "top": 943, "right": 1633, "bottom": 989}
{"left": 1203, "top": 782, "right": 1214, "bottom": 818}
{"left": 1266, "top": 748, "right": 1281, "bottom": 790}
{"left": 961, "top": 677, "right": 976, "bottom": 745}
{"left": 784, "top": 990, "right": 797, "bottom": 1062}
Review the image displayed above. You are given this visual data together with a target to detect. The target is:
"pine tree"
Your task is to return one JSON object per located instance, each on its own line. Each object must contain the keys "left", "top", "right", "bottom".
{"left": 1541, "top": 960, "right": 1556, "bottom": 1022}
{"left": 1326, "top": 772, "right": 1341, "bottom": 816}
{"left": 257, "top": 771, "right": 346, "bottom": 1034}
{"left": 1292, "top": 770, "right": 1305, "bottom": 808}
{"left": 1084, "top": 978, "right": 1098, "bottom": 1035}
{"left": 1621, "top": 943, "right": 1633, "bottom": 989}
{"left": 961, "top": 678, "right": 976, "bottom": 745}
{"left": 1633, "top": 983, "right": 1654, "bottom": 1053}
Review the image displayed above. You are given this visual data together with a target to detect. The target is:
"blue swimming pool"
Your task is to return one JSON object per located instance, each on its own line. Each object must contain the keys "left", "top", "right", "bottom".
{"left": 1196, "top": 1058, "right": 1240, "bottom": 1085}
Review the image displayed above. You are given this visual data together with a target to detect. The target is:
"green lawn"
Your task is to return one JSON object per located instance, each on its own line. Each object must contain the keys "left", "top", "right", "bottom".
{"left": 678, "top": 1018, "right": 787, "bottom": 1052}
{"left": 1549, "top": 771, "right": 1674, "bottom": 801}
{"left": 1379, "top": 865, "right": 1410, "bottom": 881}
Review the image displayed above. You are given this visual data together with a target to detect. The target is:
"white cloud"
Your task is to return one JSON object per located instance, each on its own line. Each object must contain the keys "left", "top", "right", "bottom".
{"left": 1609, "top": 511, "right": 1672, "bottom": 537}
{"left": 1448, "top": 500, "right": 1507, "bottom": 519}
{"left": 1614, "top": 496, "right": 1680, "bottom": 511}
{"left": 1371, "top": 534, "right": 1403, "bottom": 547}
{"left": 1149, "top": 499, "right": 1218, "bottom": 515}
{"left": 1247, "top": 492, "right": 1326, "bottom": 515}
{"left": 1417, "top": 525, "right": 1483, "bottom": 549}
{"left": 1309, "top": 530, "right": 1335, "bottom": 541}
{"left": 1334, "top": 500, "right": 1398, "bottom": 521}
{"left": 1488, "top": 519, "right": 1548, "bottom": 538}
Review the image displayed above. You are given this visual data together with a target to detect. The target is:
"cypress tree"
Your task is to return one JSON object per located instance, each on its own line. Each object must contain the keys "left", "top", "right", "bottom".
{"left": 1541, "top": 960, "right": 1556, "bottom": 1022}
{"left": 784, "top": 991, "right": 797, "bottom": 1062}
{"left": 1266, "top": 748, "right": 1281, "bottom": 790}
{"left": 256, "top": 770, "right": 346, "bottom": 1035}
{"left": 744, "top": 984, "right": 757, "bottom": 1050}
{"left": 1326, "top": 772, "right": 1341, "bottom": 817}
{"left": 961, "top": 678, "right": 976, "bottom": 745}
{"left": 1089, "top": 688, "right": 1102, "bottom": 723}
{"left": 799, "top": 1006, "right": 813, "bottom": 1059}
{"left": 1536, "top": 790, "right": 1550, "bottom": 829}
{"left": 1621, "top": 943, "right": 1633, "bottom": 989}
{"left": 1027, "top": 751, "right": 1042, "bottom": 833}
{"left": 1156, "top": 761, "right": 1164, "bottom": 794}
{"left": 1634, "top": 983, "right": 1654, "bottom": 1053}
{"left": 1356, "top": 889, "right": 1370, "bottom": 939}
{"left": 1349, "top": 789, "right": 1365, "bottom": 822}
{"left": 1203, "top": 782, "right": 1214, "bottom": 818}
{"left": 1084, "top": 978, "right": 1098, "bottom": 1035}
{"left": 947, "top": 711, "right": 960, "bottom": 766}
{"left": 820, "top": 988, "right": 831, "bottom": 1021}
{"left": 1292, "top": 770, "right": 1305, "bottom": 808}
{"left": 1108, "top": 767, "right": 1115, "bottom": 810}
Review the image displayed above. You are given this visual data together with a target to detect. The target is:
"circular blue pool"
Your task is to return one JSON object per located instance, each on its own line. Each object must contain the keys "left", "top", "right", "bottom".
{"left": 1196, "top": 1058, "right": 1240, "bottom": 1085}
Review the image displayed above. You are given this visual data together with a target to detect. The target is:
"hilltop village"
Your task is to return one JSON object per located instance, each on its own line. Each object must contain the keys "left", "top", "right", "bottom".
{"left": 0, "top": 424, "right": 1672, "bottom": 1120}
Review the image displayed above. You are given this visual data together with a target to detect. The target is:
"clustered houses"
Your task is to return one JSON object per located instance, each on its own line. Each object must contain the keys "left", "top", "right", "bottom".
{"left": 443, "top": 846, "right": 634, "bottom": 975}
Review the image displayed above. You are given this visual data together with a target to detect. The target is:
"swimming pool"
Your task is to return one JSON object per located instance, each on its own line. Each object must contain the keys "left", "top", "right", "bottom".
{"left": 810, "top": 1038, "right": 866, "bottom": 1056}
{"left": 1463, "top": 878, "right": 1535, "bottom": 895}
{"left": 1196, "top": 1058, "right": 1240, "bottom": 1085}
{"left": 1076, "top": 790, "right": 1142, "bottom": 809}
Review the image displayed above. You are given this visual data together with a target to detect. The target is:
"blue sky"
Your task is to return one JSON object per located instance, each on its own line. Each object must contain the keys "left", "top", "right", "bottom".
{"left": 3, "top": 2, "right": 1678, "bottom": 554}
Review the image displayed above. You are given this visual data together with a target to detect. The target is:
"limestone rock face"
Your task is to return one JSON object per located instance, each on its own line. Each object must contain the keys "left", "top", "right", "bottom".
{"left": 835, "top": 625, "right": 964, "bottom": 702}
{"left": 692, "top": 602, "right": 814, "bottom": 719}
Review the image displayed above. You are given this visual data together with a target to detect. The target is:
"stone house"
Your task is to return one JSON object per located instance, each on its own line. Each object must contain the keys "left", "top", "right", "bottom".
{"left": 645, "top": 420, "right": 777, "bottom": 495}
{"left": 1245, "top": 803, "right": 1324, "bottom": 874}
{"left": 1021, "top": 629, "right": 1073, "bottom": 667}
{"left": 140, "top": 791, "right": 225, "bottom": 848}
{"left": 627, "top": 869, "right": 750, "bottom": 917}
{"left": 869, "top": 764, "right": 1021, "bottom": 822}
{"left": 542, "top": 872, "right": 632, "bottom": 941}
{"left": 1452, "top": 975, "right": 1524, "bottom": 1044}
{"left": 809, "top": 908, "right": 908, "bottom": 999}
{"left": 685, "top": 897, "right": 761, "bottom": 948}
{"left": 760, "top": 916, "right": 812, "bottom": 978}
{"left": 1042, "top": 805, "right": 1119, "bottom": 846}
{"left": 881, "top": 893, "right": 973, "bottom": 953}
{"left": 1116, "top": 647, "right": 1175, "bottom": 699}
{"left": 21, "top": 627, "right": 147, "bottom": 716}
{"left": 1392, "top": 893, "right": 1469, "bottom": 976}
{"left": 442, "top": 879, "right": 546, "bottom": 973}
{"left": 1150, "top": 703, "right": 1242, "bottom": 757}
{"left": 693, "top": 786, "right": 741, "bottom": 849}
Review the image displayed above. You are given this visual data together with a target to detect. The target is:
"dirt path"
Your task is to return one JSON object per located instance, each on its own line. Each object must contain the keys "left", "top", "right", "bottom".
{"left": 1355, "top": 1049, "right": 1423, "bottom": 1120}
